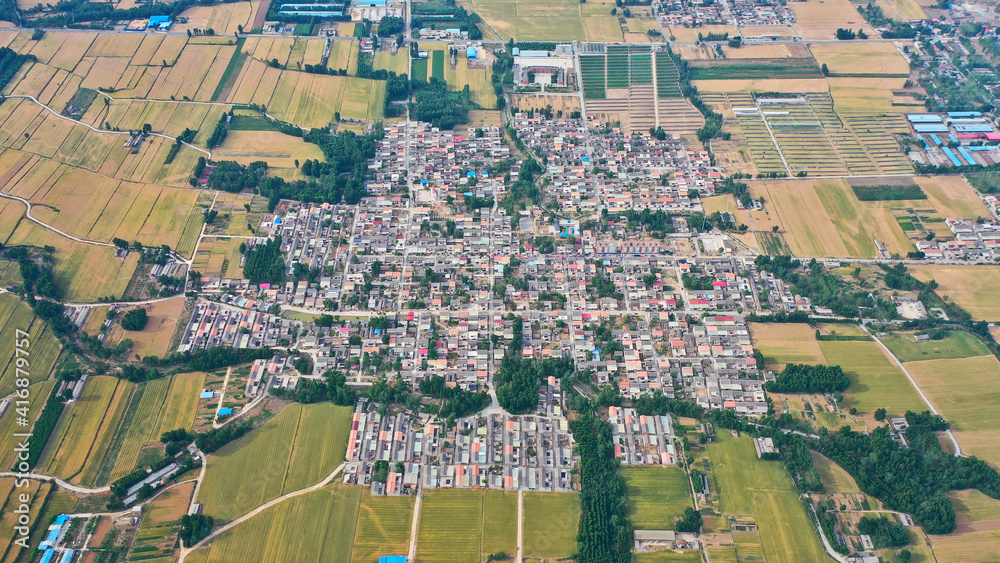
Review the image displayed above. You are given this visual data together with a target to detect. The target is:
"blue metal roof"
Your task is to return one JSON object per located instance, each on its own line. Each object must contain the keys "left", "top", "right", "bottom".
{"left": 913, "top": 124, "right": 948, "bottom": 133}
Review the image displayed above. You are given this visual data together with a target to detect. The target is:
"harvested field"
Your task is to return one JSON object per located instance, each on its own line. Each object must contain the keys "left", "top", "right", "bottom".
{"left": 665, "top": 24, "right": 734, "bottom": 43}
{"left": 468, "top": 0, "right": 623, "bottom": 41}
{"left": 192, "top": 483, "right": 362, "bottom": 563}
{"left": 790, "top": 0, "right": 875, "bottom": 40}
{"left": 692, "top": 77, "right": 829, "bottom": 94}
{"left": 748, "top": 322, "right": 827, "bottom": 371}
{"left": 4, "top": 218, "right": 138, "bottom": 302}
{"left": 171, "top": 1, "right": 261, "bottom": 35}
{"left": 213, "top": 130, "right": 324, "bottom": 169}
{"left": 192, "top": 237, "right": 246, "bottom": 279}
{"left": 828, "top": 76, "right": 910, "bottom": 113}
{"left": 809, "top": 42, "right": 909, "bottom": 76}
{"left": 875, "top": 0, "right": 927, "bottom": 20}
{"left": 914, "top": 176, "right": 991, "bottom": 220}
{"left": 906, "top": 355, "right": 1000, "bottom": 470}
{"left": 909, "top": 265, "right": 1000, "bottom": 322}
{"left": 749, "top": 179, "right": 913, "bottom": 258}
{"left": 523, "top": 492, "right": 579, "bottom": 560}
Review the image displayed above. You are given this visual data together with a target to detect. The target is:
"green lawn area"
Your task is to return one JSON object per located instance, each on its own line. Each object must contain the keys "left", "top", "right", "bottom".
{"left": 881, "top": 330, "right": 990, "bottom": 363}
{"left": 523, "top": 492, "right": 579, "bottom": 560}
{"left": 633, "top": 551, "right": 704, "bottom": 562}
{"left": 707, "top": 433, "right": 834, "bottom": 562}
{"left": 818, "top": 340, "right": 926, "bottom": 416}
{"left": 621, "top": 466, "right": 693, "bottom": 530}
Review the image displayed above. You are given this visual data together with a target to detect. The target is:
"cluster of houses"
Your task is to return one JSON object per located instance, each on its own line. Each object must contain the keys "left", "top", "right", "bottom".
{"left": 908, "top": 112, "right": 1000, "bottom": 167}
{"left": 512, "top": 115, "right": 718, "bottom": 216}
{"left": 342, "top": 404, "right": 576, "bottom": 493}
{"left": 656, "top": 0, "right": 796, "bottom": 30}
{"left": 915, "top": 218, "right": 1000, "bottom": 261}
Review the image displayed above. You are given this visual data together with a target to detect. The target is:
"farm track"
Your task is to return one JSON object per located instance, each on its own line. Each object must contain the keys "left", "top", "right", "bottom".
{"left": 177, "top": 461, "right": 347, "bottom": 561}
{"left": 0, "top": 471, "right": 110, "bottom": 494}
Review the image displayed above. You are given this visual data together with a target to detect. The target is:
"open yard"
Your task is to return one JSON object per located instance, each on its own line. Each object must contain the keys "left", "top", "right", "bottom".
{"left": 910, "top": 266, "right": 1000, "bottom": 322}
{"left": 749, "top": 179, "right": 913, "bottom": 259}
{"left": 106, "top": 297, "right": 186, "bottom": 359}
{"left": 523, "top": 492, "right": 580, "bottom": 560}
{"left": 707, "top": 433, "right": 833, "bottom": 562}
{"left": 199, "top": 402, "right": 353, "bottom": 521}
{"left": 809, "top": 42, "right": 909, "bottom": 76}
{"left": 905, "top": 355, "right": 1000, "bottom": 470}
{"left": 191, "top": 483, "right": 362, "bottom": 562}
{"left": 621, "top": 466, "right": 693, "bottom": 530}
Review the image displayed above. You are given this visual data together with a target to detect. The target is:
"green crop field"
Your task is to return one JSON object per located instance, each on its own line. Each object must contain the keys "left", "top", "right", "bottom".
{"left": 687, "top": 58, "right": 823, "bottom": 80}
{"left": 708, "top": 433, "right": 833, "bottom": 563}
{"left": 482, "top": 491, "right": 517, "bottom": 556}
{"left": 523, "top": 492, "right": 580, "bottom": 560}
{"left": 0, "top": 380, "right": 55, "bottom": 470}
{"left": 905, "top": 355, "right": 1000, "bottom": 469}
{"left": 621, "top": 466, "right": 693, "bottom": 530}
{"left": 430, "top": 50, "right": 445, "bottom": 81}
{"left": 818, "top": 341, "right": 926, "bottom": 416}
{"left": 416, "top": 490, "right": 485, "bottom": 563}
{"left": 350, "top": 489, "right": 413, "bottom": 563}
{"left": 881, "top": 331, "right": 990, "bottom": 363}
{"left": 192, "top": 483, "right": 362, "bottom": 562}
{"left": 199, "top": 402, "right": 353, "bottom": 521}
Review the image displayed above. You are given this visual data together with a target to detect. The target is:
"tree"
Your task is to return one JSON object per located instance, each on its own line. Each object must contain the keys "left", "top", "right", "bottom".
{"left": 120, "top": 308, "right": 148, "bottom": 331}
{"left": 874, "top": 408, "right": 887, "bottom": 421}
{"left": 821, "top": 63, "right": 829, "bottom": 76}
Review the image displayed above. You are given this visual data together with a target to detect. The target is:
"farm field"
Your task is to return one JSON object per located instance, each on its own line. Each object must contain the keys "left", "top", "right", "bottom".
{"left": 809, "top": 42, "right": 909, "bottom": 76}
{"left": 482, "top": 491, "right": 518, "bottom": 556}
{"left": 199, "top": 402, "right": 353, "bottom": 521}
{"left": 36, "top": 375, "right": 133, "bottom": 486}
{"left": 909, "top": 265, "right": 1000, "bottom": 321}
{"left": 749, "top": 179, "right": 913, "bottom": 258}
{"left": 905, "top": 355, "right": 1000, "bottom": 469}
{"left": 748, "top": 322, "right": 828, "bottom": 370}
{"left": 790, "top": 0, "right": 875, "bottom": 40}
{"left": 131, "top": 481, "right": 196, "bottom": 561}
{"left": 914, "top": 176, "right": 992, "bottom": 220}
{"left": 522, "top": 492, "right": 580, "bottom": 560}
{"left": 214, "top": 130, "right": 325, "bottom": 169}
{"left": 930, "top": 489, "right": 1000, "bottom": 562}
{"left": 105, "top": 297, "right": 186, "bottom": 359}
{"left": 350, "top": 489, "right": 414, "bottom": 563}
{"left": 373, "top": 49, "right": 409, "bottom": 75}
{"left": 707, "top": 433, "right": 833, "bottom": 562}
{"left": 876, "top": 0, "right": 927, "bottom": 20}
{"left": 0, "top": 294, "right": 60, "bottom": 396}
{"left": 881, "top": 330, "right": 990, "bottom": 362}
{"left": 191, "top": 483, "right": 362, "bottom": 563}
{"left": 819, "top": 340, "right": 927, "bottom": 415}
{"left": 810, "top": 452, "right": 862, "bottom": 493}
{"left": 172, "top": 1, "right": 264, "bottom": 36}
{"left": 416, "top": 489, "right": 487, "bottom": 563}
{"left": 105, "top": 372, "right": 206, "bottom": 482}
{"left": 0, "top": 479, "right": 50, "bottom": 563}
{"left": 827, "top": 76, "right": 912, "bottom": 113}
{"left": 192, "top": 237, "right": 246, "bottom": 279}
{"left": 4, "top": 218, "right": 140, "bottom": 302}
{"left": 665, "top": 24, "right": 734, "bottom": 43}
{"left": 243, "top": 68, "right": 385, "bottom": 127}
{"left": 621, "top": 466, "right": 693, "bottom": 530}
{"left": 466, "top": 0, "right": 623, "bottom": 41}
{"left": 417, "top": 43, "right": 496, "bottom": 108}
{"left": 633, "top": 551, "right": 704, "bottom": 563}
{"left": 0, "top": 381, "right": 55, "bottom": 470}
{"left": 691, "top": 77, "right": 829, "bottom": 94}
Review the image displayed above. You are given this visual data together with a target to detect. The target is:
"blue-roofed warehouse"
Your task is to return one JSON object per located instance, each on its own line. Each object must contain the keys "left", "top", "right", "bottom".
{"left": 954, "top": 124, "right": 994, "bottom": 133}
{"left": 378, "top": 557, "right": 407, "bottom": 563}
{"left": 467, "top": 46, "right": 477, "bottom": 59}
{"left": 947, "top": 111, "right": 981, "bottom": 118}
{"left": 907, "top": 114, "right": 942, "bottom": 123}
{"left": 913, "top": 123, "right": 948, "bottom": 133}
{"left": 148, "top": 15, "right": 170, "bottom": 28}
